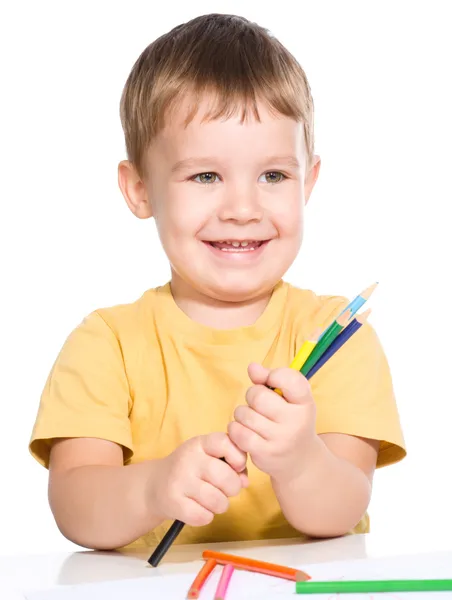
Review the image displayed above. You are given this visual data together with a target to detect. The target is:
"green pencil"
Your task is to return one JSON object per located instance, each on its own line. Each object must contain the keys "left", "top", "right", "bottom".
{"left": 300, "top": 309, "right": 352, "bottom": 376}
{"left": 296, "top": 579, "right": 452, "bottom": 594}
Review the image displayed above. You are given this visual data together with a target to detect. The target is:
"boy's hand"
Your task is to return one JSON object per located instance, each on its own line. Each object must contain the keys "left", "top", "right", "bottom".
{"left": 149, "top": 432, "right": 248, "bottom": 527}
{"left": 227, "top": 363, "right": 318, "bottom": 481}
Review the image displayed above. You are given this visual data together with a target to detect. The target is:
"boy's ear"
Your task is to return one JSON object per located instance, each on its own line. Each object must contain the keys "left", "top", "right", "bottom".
{"left": 118, "top": 160, "right": 153, "bottom": 219}
{"left": 304, "top": 155, "right": 321, "bottom": 205}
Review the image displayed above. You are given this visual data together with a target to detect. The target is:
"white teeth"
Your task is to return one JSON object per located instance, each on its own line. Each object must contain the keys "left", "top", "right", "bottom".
{"left": 210, "top": 239, "right": 263, "bottom": 252}
{"left": 220, "top": 246, "right": 256, "bottom": 252}
{"left": 220, "top": 240, "right": 255, "bottom": 246}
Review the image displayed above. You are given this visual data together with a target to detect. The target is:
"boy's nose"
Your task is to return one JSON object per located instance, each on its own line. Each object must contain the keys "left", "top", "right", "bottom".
{"left": 218, "top": 189, "right": 263, "bottom": 223}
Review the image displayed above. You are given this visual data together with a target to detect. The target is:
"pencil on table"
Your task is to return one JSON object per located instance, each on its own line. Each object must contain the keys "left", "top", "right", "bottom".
{"left": 305, "top": 309, "right": 371, "bottom": 380}
{"left": 202, "top": 550, "right": 311, "bottom": 582}
{"left": 295, "top": 578, "right": 452, "bottom": 595}
{"left": 214, "top": 564, "right": 235, "bottom": 600}
{"left": 274, "top": 328, "right": 322, "bottom": 395}
{"left": 300, "top": 309, "right": 352, "bottom": 376}
{"left": 187, "top": 558, "right": 217, "bottom": 599}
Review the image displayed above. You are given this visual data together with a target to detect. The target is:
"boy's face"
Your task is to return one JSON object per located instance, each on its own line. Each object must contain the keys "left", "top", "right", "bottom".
{"left": 120, "top": 96, "right": 320, "bottom": 304}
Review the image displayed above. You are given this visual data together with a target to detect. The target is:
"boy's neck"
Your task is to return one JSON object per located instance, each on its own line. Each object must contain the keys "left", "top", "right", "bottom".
{"left": 169, "top": 276, "right": 273, "bottom": 329}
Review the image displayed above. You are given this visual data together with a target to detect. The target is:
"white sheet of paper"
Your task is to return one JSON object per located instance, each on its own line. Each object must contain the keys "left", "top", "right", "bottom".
{"left": 23, "top": 550, "right": 452, "bottom": 600}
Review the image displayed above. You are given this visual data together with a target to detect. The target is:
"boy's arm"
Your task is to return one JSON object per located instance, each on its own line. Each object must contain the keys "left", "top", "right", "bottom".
{"left": 271, "top": 433, "right": 379, "bottom": 537}
{"left": 49, "top": 433, "right": 248, "bottom": 551}
{"left": 229, "top": 353, "right": 404, "bottom": 539}
{"left": 48, "top": 437, "right": 164, "bottom": 550}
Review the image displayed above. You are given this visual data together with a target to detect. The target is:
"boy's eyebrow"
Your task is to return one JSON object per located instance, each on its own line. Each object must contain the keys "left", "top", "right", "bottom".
{"left": 264, "top": 155, "right": 301, "bottom": 168}
{"left": 170, "top": 155, "right": 301, "bottom": 173}
{"left": 170, "top": 157, "right": 219, "bottom": 173}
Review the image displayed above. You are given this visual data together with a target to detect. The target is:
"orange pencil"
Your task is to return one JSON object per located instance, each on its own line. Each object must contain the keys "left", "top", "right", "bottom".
{"left": 202, "top": 550, "right": 310, "bottom": 582}
{"left": 187, "top": 558, "right": 217, "bottom": 598}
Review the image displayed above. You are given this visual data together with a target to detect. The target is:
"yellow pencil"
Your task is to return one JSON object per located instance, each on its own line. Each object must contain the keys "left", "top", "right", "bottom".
{"left": 290, "top": 328, "right": 322, "bottom": 370}
{"left": 274, "top": 328, "right": 322, "bottom": 396}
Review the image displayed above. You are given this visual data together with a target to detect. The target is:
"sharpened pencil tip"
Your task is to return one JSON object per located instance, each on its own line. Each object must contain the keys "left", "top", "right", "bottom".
{"left": 337, "top": 308, "right": 353, "bottom": 326}
{"left": 295, "top": 570, "right": 312, "bottom": 582}
{"left": 360, "top": 281, "right": 379, "bottom": 300}
{"left": 311, "top": 327, "right": 323, "bottom": 341}
{"left": 356, "top": 308, "right": 372, "bottom": 323}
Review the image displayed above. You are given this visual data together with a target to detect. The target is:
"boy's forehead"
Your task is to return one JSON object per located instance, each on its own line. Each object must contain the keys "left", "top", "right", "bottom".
{"left": 154, "top": 93, "right": 306, "bottom": 161}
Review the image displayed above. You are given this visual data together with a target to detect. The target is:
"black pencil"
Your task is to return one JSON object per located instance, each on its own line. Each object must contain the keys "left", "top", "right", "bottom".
{"left": 147, "top": 457, "right": 227, "bottom": 566}
{"left": 148, "top": 519, "right": 184, "bottom": 566}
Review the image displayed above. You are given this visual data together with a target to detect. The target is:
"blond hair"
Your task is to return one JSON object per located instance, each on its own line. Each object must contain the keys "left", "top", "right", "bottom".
{"left": 120, "top": 13, "right": 314, "bottom": 178}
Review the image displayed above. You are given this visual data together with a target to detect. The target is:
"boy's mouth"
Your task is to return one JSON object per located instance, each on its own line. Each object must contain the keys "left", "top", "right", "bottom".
{"left": 206, "top": 240, "right": 267, "bottom": 252}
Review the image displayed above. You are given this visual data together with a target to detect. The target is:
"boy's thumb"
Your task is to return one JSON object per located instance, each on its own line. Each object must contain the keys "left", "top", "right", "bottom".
{"left": 247, "top": 362, "right": 270, "bottom": 385}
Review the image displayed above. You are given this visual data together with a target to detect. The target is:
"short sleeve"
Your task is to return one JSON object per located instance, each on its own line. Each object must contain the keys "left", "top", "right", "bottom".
{"left": 29, "top": 311, "right": 133, "bottom": 468}
{"left": 310, "top": 320, "right": 406, "bottom": 467}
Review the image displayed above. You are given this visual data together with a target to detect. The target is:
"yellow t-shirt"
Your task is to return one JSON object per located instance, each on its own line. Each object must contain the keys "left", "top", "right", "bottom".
{"left": 29, "top": 280, "right": 406, "bottom": 548}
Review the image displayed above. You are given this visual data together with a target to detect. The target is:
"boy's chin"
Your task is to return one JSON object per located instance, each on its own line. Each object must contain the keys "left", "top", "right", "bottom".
{"left": 200, "top": 276, "right": 278, "bottom": 304}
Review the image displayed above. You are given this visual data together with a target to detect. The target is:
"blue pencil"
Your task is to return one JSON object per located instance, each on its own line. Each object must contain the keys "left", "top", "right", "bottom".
{"left": 317, "top": 282, "right": 378, "bottom": 342}
{"left": 306, "top": 310, "right": 371, "bottom": 380}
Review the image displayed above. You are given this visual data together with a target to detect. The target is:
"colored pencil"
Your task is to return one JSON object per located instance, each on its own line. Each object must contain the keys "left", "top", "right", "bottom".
{"left": 148, "top": 519, "right": 184, "bottom": 566}
{"left": 214, "top": 564, "right": 235, "bottom": 600}
{"left": 305, "top": 309, "right": 371, "bottom": 380}
{"left": 300, "top": 309, "right": 352, "bottom": 376}
{"left": 187, "top": 558, "right": 217, "bottom": 599}
{"left": 147, "top": 457, "right": 227, "bottom": 566}
{"left": 202, "top": 550, "right": 311, "bottom": 582}
{"left": 274, "top": 328, "right": 322, "bottom": 395}
{"left": 339, "top": 281, "right": 378, "bottom": 316}
{"left": 289, "top": 328, "right": 322, "bottom": 371}
{"left": 318, "top": 282, "right": 378, "bottom": 342}
{"left": 295, "top": 578, "right": 452, "bottom": 594}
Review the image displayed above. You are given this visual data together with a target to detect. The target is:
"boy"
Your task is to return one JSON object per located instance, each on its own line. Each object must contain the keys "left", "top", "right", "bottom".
{"left": 29, "top": 13, "right": 405, "bottom": 551}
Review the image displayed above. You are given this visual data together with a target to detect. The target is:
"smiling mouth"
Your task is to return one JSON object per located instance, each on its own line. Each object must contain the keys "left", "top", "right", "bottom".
{"left": 206, "top": 240, "right": 267, "bottom": 252}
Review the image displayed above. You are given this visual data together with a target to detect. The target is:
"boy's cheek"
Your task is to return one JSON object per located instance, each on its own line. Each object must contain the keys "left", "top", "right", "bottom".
{"left": 271, "top": 214, "right": 304, "bottom": 245}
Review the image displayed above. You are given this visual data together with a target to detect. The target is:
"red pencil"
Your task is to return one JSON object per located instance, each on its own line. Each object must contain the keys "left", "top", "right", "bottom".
{"left": 187, "top": 558, "right": 217, "bottom": 598}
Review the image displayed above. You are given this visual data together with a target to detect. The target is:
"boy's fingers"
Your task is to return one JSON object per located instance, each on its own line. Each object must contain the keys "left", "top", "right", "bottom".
{"left": 245, "top": 385, "right": 285, "bottom": 421}
{"left": 201, "top": 432, "right": 247, "bottom": 473}
{"left": 177, "top": 498, "right": 215, "bottom": 528}
{"left": 248, "top": 363, "right": 313, "bottom": 405}
{"left": 188, "top": 479, "right": 232, "bottom": 512}
{"left": 234, "top": 404, "right": 275, "bottom": 438}
{"left": 247, "top": 362, "right": 270, "bottom": 385}
{"left": 266, "top": 367, "right": 312, "bottom": 405}
{"left": 201, "top": 459, "right": 244, "bottom": 497}
{"left": 239, "top": 470, "right": 249, "bottom": 488}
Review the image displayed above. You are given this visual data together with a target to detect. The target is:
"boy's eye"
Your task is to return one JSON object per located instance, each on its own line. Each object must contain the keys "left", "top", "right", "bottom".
{"left": 259, "top": 171, "right": 286, "bottom": 184}
{"left": 193, "top": 172, "right": 218, "bottom": 184}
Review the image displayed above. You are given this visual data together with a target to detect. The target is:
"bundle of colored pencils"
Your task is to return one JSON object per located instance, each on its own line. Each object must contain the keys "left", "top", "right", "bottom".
{"left": 148, "top": 282, "right": 378, "bottom": 568}
{"left": 274, "top": 281, "right": 377, "bottom": 394}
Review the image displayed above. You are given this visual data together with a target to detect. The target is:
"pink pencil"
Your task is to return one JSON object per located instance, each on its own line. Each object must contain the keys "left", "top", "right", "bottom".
{"left": 214, "top": 564, "right": 234, "bottom": 600}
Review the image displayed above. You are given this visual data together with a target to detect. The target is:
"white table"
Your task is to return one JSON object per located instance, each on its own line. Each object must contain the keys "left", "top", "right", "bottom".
{"left": 1, "top": 532, "right": 451, "bottom": 599}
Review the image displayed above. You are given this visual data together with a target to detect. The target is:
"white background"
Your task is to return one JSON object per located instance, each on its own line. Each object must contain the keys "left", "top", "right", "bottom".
{"left": 1, "top": 1, "right": 451, "bottom": 556}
